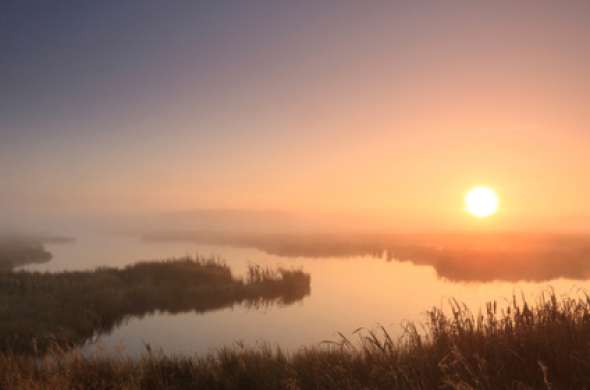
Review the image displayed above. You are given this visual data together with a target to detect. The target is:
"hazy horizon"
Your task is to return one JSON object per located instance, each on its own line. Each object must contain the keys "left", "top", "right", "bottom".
{"left": 3, "top": 207, "right": 590, "bottom": 242}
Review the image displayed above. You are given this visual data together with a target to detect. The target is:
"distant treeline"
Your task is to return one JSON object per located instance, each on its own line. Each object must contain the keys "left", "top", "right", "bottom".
{"left": 1, "top": 292, "right": 589, "bottom": 389}
{"left": 0, "top": 258, "right": 310, "bottom": 354}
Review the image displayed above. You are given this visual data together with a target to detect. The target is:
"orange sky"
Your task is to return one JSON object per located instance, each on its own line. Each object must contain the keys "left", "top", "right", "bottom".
{"left": 2, "top": 1, "right": 590, "bottom": 233}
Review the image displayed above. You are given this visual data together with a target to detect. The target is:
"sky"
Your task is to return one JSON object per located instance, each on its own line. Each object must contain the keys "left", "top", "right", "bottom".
{"left": 2, "top": 1, "right": 590, "bottom": 232}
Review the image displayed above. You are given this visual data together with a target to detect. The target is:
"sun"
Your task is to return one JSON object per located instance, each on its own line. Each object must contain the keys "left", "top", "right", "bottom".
{"left": 465, "top": 186, "right": 499, "bottom": 218}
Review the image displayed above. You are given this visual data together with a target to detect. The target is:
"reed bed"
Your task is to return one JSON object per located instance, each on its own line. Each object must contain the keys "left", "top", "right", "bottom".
{"left": 1, "top": 291, "right": 589, "bottom": 389}
{"left": 0, "top": 257, "right": 310, "bottom": 354}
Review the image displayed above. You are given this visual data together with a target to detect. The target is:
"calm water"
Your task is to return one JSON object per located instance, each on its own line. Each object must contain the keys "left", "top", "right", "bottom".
{"left": 19, "top": 234, "right": 590, "bottom": 357}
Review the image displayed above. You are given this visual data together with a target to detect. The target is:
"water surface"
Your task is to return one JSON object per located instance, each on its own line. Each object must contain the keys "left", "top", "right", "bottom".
{"left": 21, "top": 233, "right": 590, "bottom": 357}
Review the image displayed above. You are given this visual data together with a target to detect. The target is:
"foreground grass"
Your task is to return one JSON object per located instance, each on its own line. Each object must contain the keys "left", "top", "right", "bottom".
{"left": 0, "top": 258, "right": 310, "bottom": 354}
{"left": 1, "top": 292, "right": 590, "bottom": 389}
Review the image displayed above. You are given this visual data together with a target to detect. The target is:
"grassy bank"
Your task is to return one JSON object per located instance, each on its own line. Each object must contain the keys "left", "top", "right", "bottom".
{"left": 1, "top": 292, "right": 589, "bottom": 389}
{"left": 0, "top": 258, "right": 310, "bottom": 354}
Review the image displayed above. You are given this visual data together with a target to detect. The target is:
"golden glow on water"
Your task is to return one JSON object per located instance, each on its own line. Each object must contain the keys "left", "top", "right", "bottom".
{"left": 465, "top": 186, "right": 499, "bottom": 218}
{"left": 64, "top": 235, "right": 590, "bottom": 357}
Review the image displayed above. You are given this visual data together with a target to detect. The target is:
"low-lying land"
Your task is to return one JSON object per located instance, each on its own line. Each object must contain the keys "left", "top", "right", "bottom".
{"left": 0, "top": 258, "right": 310, "bottom": 354}
{"left": 0, "top": 237, "right": 53, "bottom": 270}
{"left": 1, "top": 292, "right": 589, "bottom": 389}
{"left": 144, "top": 230, "right": 590, "bottom": 282}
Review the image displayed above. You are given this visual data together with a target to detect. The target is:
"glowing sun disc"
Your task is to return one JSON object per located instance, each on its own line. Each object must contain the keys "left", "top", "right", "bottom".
{"left": 465, "top": 186, "right": 499, "bottom": 218}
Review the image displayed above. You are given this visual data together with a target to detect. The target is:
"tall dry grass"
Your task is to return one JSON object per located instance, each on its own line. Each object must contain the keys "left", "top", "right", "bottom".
{"left": 1, "top": 291, "right": 589, "bottom": 389}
